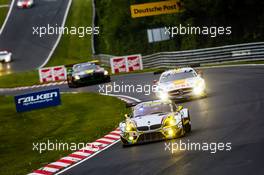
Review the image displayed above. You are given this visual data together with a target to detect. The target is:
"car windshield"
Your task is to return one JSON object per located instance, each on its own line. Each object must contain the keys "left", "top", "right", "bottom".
{"left": 133, "top": 103, "right": 173, "bottom": 117}
{"left": 73, "top": 63, "right": 97, "bottom": 72}
{"left": 0, "top": 51, "right": 8, "bottom": 55}
{"left": 160, "top": 72, "right": 196, "bottom": 83}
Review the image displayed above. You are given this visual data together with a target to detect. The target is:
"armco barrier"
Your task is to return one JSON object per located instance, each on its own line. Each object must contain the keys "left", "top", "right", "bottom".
{"left": 96, "top": 42, "right": 264, "bottom": 68}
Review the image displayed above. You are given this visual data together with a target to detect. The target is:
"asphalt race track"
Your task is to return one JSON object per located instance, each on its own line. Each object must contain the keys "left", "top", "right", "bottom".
{"left": 0, "top": 0, "right": 70, "bottom": 72}
{"left": 2, "top": 65, "right": 264, "bottom": 175}
{"left": 61, "top": 66, "right": 264, "bottom": 175}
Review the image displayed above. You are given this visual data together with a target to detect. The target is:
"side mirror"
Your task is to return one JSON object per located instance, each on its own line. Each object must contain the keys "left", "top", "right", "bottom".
{"left": 126, "top": 102, "right": 138, "bottom": 108}
{"left": 125, "top": 114, "right": 131, "bottom": 118}
{"left": 177, "top": 106, "right": 183, "bottom": 112}
{"left": 153, "top": 80, "right": 158, "bottom": 84}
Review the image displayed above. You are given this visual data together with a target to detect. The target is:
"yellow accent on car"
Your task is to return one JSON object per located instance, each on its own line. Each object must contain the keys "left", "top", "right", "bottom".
{"left": 173, "top": 79, "right": 186, "bottom": 85}
{"left": 163, "top": 115, "right": 176, "bottom": 127}
{"left": 125, "top": 121, "right": 137, "bottom": 132}
{"left": 86, "top": 70, "right": 94, "bottom": 74}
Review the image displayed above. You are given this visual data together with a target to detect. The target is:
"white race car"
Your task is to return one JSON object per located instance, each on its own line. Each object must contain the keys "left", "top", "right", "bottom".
{"left": 17, "top": 0, "right": 34, "bottom": 8}
{"left": 155, "top": 67, "right": 206, "bottom": 100}
{"left": 119, "top": 100, "right": 191, "bottom": 146}
{"left": 0, "top": 50, "right": 12, "bottom": 63}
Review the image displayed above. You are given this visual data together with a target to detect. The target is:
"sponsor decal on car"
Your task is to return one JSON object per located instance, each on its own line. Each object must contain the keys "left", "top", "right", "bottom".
{"left": 173, "top": 79, "right": 186, "bottom": 85}
{"left": 85, "top": 69, "right": 94, "bottom": 74}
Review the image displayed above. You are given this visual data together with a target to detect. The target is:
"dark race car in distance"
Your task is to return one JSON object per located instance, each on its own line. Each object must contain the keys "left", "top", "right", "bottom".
{"left": 67, "top": 61, "right": 110, "bottom": 88}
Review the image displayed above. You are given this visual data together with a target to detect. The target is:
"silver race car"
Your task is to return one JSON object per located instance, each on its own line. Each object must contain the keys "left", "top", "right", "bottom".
{"left": 0, "top": 50, "right": 12, "bottom": 63}
{"left": 17, "top": 0, "right": 34, "bottom": 8}
{"left": 119, "top": 100, "right": 191, "bottom": 146}
{"left": 155, "top": 67, "right": 206, "bottom": 100}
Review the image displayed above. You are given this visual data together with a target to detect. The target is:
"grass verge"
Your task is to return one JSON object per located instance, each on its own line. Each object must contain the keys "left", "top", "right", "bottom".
{"left": 0, "top": 92, "right": 128, "bottom": 175}
{"left": 46, "top": 0, "right": 93, "bottom": 66}
{"left": 0, "top": 0, "right": 10, "bottom": 28}
{"left": 0, "top": 70, "right": 39, "bottom": 88}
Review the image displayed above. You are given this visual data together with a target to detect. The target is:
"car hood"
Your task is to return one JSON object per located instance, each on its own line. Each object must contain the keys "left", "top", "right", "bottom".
{"left": 158, "top": 77, "right": 201, "bottom": 91}
{"left": 72, "top": 68, "right": 104, "bottom": 76}
{"left": 73, "top": 69, "right": 94, "bottom": 76}
{"left": 132, "top": 113, "right": 171, "bottom": 127}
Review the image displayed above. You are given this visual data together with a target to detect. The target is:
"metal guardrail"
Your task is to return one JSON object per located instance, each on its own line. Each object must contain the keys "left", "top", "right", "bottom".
{"left": 96, "top": 42, "right": 264, "bottom": 68}
{"left": 94, "top": 54, "right": 113, "bottom": 65}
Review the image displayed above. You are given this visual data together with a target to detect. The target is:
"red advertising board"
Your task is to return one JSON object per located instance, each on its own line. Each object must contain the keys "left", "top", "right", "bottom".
{"left": 39, "top": 66, "right": 67, "bottom": 83}
{"left": 110, "top": 54, "right": 143, "bottom": 74}
{"left": 39, "top": 68, "right": 53, "bottom": 83}
{"left": 127, "top": 55, "right": 143, "bottom": 72}
{"left": 110, "top": 57, "right": 128, "bottom": 74}
{"left": 53, "top": 66, "right": 67, "bottom": 81}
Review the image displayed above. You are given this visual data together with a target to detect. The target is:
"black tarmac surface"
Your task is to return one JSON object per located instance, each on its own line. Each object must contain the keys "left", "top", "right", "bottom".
{"left": 59, "top": 66, "right": 264, "bottom": 175}
{"left": 2, "top": 66, "right": 264, "bottom": 175}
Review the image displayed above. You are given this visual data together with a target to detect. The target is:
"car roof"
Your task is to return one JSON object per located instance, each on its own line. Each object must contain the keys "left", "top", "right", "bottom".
{"left": 162, "top": 67, "right": 195, "bottom": 76}
{"left": 73, "top": 62, "right": 96, "bottom": 67}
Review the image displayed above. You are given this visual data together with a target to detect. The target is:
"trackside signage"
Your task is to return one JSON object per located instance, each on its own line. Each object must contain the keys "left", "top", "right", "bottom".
{"left": 130, "top": 0, "right": 183, "bottom": 18}
{"left": 39, "top": 66, "right": 67, "bottom": 83}
{"left": 15, "top": 89, "right": 61, "bottom": 112}
{"left": 110, "top": 54, "right": 143, "bottom": 74}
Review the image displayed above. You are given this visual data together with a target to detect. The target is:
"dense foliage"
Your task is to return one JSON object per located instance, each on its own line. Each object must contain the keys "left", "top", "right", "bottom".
{"left": 95, "top": 0, "right": 264, "bottom": 55}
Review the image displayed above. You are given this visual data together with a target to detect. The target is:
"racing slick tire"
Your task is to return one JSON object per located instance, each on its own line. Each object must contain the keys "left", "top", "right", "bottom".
{"left": 67, "top": 76, "right": 79, "bottom": 88}
{"left": 121, "top": 137, "right": 130, "bottom": 147}
{"left": 105, "top": 76, "right": 111, "bottom": 83}
{"left": 183, "top": 113, "right": 191, "bottom": 133}
{"left": 68, "top": 82, "right": 78, "bottom": 88}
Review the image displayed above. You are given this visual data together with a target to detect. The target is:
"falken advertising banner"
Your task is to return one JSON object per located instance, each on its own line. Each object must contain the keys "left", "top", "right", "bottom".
{"left": 130, "top": 0, "right": 183, "bottom": 18}
{"left": 15, "top": 89, "right": 61, "bottom": 112}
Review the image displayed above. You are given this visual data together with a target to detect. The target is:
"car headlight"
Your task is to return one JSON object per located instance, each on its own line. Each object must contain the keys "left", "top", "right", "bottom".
{"left": 104, "top": 70, "right": 109, "bottom": 75}
{"left": 157, "top": 90, "right": 169, "bottom": 101}
{"left": 193, "top": 79, "right": 205, "bottom": 95}
{"left": 163, "top": 115, "right": 176, "bottom": 127}
{"left": 74, "top": 75, "right": 80, "bottom": 80}
{"left": 125, "top": 122, "right": 136, "bottom": 132}
{"left": 5, "top": 56, "right": 11, "bottom": 63}
{"left": 162, "top": 115, "right": 177, "bottom": 138}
